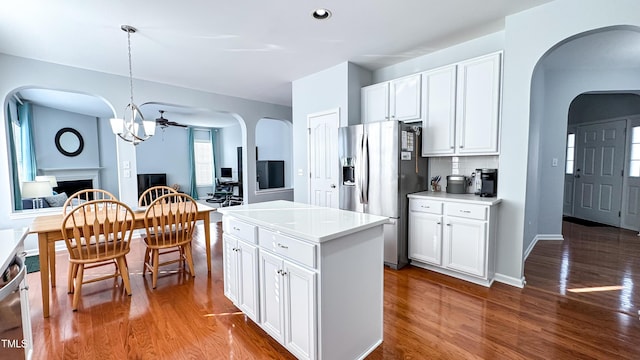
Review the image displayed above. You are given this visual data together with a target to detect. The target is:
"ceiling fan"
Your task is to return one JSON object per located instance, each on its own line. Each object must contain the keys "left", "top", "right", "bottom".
{"left": 155, "top": 110, "right": 187, "bottom": 128}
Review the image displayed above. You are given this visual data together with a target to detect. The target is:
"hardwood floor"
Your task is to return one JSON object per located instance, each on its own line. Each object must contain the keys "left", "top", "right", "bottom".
{"left": 27, "top": 221, "right": 640, "bottom": 359}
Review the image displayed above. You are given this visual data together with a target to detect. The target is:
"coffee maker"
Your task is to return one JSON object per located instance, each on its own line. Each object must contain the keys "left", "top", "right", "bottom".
{"left": 479, "top": 168, "right": 498, "bottom": 197}
{"left": 472, "top": 169, "right": 498, "bottom": 197}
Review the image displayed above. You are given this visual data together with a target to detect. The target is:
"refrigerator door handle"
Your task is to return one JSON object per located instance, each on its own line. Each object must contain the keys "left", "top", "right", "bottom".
{"left": 361, "top": 134, "right": 369, "bottom": 204}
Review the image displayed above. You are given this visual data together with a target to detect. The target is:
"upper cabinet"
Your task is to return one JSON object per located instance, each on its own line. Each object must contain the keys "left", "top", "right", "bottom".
{"left": 361, "top": 73, "right": 422, "bottom": 123}
{"left": 422, "top": 52, "right": 502, "bottom": 157}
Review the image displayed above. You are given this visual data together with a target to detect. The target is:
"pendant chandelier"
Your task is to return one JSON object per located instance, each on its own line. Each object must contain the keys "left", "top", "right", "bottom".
{"left": 109, "top": 25, "right": 155, "bottom": 145}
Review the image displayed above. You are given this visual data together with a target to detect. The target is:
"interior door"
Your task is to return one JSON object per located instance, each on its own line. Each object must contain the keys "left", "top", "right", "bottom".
{"left": 573, "top": 120, "right": 626, "bottom": 226}
{"left": 563, "top": 131, "right": 576, "bottom": 216}
{"left": 308, "top": 109, "right": 339, "bottom": 208}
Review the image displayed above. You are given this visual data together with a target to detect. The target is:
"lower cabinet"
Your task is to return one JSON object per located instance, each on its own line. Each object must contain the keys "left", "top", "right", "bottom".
{"left": 223, "top": 234, "right": 260, "bottom": 322}
{"left": 408, "top": 196, "right": 499, "bottom": 286}
{"left": 259, "top": 250, "right": 316, "bottom": 360}
{"left": 221, "top": 213, "right": 384, "bottom": 360}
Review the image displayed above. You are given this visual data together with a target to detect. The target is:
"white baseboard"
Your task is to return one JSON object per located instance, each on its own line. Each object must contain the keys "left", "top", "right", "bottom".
{"left": 493, "top": 273, "right": 525, "bottom": 288}
{"left": 523, "top": 234, "right": 563, "bottom": 261}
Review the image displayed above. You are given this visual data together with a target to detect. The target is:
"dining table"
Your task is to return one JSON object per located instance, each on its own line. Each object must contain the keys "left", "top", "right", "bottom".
{"left": 28, "top": 201, "right": 216, "bottom": 318}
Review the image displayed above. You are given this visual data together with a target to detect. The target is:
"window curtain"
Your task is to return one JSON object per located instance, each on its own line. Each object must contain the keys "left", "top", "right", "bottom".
{"left": 210, "top": 129, "right": 219, "bottom": 180}
{"left": 7, "top": 104, "right": 23, "bottom": 210}
{"left": 187, "top": 127, "right": 198, "bottom": 199}
{"left": 18, "top": 102, "right": 37, "bottom": 181}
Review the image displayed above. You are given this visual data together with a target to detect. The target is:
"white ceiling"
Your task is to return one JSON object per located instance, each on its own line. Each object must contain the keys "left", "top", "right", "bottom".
{"left": 0, "top": 0, "right": 554, "bottom": 109}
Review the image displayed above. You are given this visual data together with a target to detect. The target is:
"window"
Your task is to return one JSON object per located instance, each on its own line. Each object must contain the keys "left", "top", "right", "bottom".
{"left": 566, "top": 133, "right": 575, "bottom": 174}
{"left": 193, "top": 131, "right": 214, "bottom": 186}
{"left": 630, "top": 126, "right": 640, "bottom": 177}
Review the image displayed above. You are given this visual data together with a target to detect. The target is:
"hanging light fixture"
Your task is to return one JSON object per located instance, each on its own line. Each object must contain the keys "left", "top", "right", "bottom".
{"left": 110, "top": 25, "right": 155, "bottom": 145}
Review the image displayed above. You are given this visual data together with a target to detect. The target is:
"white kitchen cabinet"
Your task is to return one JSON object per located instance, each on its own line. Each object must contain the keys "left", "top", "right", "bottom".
{"left": 222, "top": 218, "right": 260, "bottom": 323}
{"left": 408, "top": 199, "right": 443, "bottom": 265}
{"left": 259, "top": 250, "right": 316, "bottom": 360}
{"left": 421, "top": 65, "right": 457, "bottom": 155}
{"left": 219, "top": 201, "right": 387, "bottom": 360}
{"left": 407, "top": 193, "right": 499, "bottom": 287}
{"left": 362, "top": 73, "right": 422, "bottom": 123}
{"left": 421, "top": 52, "right": 502, "bottom": 157}
{"left": 444, "top": 215, "right": 487, "bottom": 277}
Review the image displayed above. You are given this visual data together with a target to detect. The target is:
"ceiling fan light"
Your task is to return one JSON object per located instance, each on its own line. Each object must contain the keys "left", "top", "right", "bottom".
{"left": 143, "top": 119, "right": 156, "bottom": 136}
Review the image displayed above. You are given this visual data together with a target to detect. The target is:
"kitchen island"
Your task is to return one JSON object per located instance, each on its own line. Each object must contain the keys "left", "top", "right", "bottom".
{"left": 217, "top": 200, "right": 388, "bottom": 360}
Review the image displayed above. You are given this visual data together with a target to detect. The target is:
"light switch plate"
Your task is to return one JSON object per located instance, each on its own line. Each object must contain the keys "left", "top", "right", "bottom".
{"left": 124, "top": 170, "right": 131, "bottom": 178}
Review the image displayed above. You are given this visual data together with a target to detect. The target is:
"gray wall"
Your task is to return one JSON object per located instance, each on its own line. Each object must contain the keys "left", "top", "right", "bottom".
{"left": 256, "top": 118, "right": 293, "bottom": 188}
{"left": 0, "top": 53, "right": 290, "bottom": 253}
{"left": 218, "top": 124, "right": 242, "bottom": 180}
{"left": 135, "top": 125, "right": 190, "bottom": 191}
{"left": 568, "top": 93, "right": 640, "bottom": 125}
{"left": 502, "top": 0, "right": 640, "bottom": 284}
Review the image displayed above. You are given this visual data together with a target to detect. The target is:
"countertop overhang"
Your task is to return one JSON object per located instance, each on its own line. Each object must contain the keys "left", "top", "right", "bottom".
{"left": 217, "top": 200, "right": 389, "bottom": 243}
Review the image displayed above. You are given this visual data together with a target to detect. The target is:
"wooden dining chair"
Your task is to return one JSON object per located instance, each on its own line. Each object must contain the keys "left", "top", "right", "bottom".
{"left": 62, "top": 189, "right": 117, "bottom": 215}
{"left": 142, "top": 193, "right": 198, "bottom": 289}
{"left": 61, "top": 199, "right": 135, "bottom": 311}
{"left": 138, "top": 185, "right": 178, "bottom": 207}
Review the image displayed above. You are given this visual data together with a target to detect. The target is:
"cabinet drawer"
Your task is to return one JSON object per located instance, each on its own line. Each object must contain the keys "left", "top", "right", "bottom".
{"left": 223, "top": 217, "right": 257, "bottom": 244}
{"left": 445, "top": 203, "right": 487, "bottom": 220}
{"left": 259, "top": 228, "right": 316, "bottom": 268}
{"left": 410, "top": 199, "right": 443, "bottom": 214}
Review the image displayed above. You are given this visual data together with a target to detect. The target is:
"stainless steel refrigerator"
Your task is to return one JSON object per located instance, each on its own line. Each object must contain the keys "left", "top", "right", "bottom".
{"left": 339, "top": 121, "right": 428, "bottom": 269}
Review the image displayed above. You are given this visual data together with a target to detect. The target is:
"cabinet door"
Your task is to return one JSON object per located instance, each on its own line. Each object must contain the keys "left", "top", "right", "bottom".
{"left": 259, "top": 251, "right": 285, "bottom": 343}
{"left": 444, "top": 217, "right": 487, "bottom": 277}
{"left": 222, "top": 235, "right": 238, "bottom": 304}
{"left": 408, "top": 210, "right": 443, "bottom": 265}
{"left": 237, "top": 240, "right": 259, "bottom": 322}
{"left": 362, "top": 82, "right": 390, "bottom": 123}
{"left": 283, "top": 260, "right": 316, "bottom": 360}
{"left": 456, "top": 52, "right": 501, "bottom": 155}
{"left": 422, "top": 65, "right": 457, "bottom": 156}
{"left": 390, "top": 74, "right": 422, "bottom": 122}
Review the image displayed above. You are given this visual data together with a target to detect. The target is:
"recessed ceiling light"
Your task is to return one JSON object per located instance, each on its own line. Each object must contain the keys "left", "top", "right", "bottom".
{"left": 312, "top": 8, "right": 331, "bottom": 20}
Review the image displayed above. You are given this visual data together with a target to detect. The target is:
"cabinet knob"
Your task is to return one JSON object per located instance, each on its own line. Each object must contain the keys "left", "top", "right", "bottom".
{"left": 277, "top": 243, "right": 289, "bottom": 249}
{"left": 436, "top": 222, "right": 441, "bottom": 225}
{"left": 233, "top": 226, "right": 240, "bottom": 231}
{"left": 459, "top": 210, "right": 471, "bottom": 214}
{"left": 446, "top": 223, "right": 451, "bottom": 226}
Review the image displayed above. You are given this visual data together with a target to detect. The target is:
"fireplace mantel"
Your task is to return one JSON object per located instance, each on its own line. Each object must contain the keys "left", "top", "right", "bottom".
{"left": 39, "top": 167, "right": 103, "bottom": 189}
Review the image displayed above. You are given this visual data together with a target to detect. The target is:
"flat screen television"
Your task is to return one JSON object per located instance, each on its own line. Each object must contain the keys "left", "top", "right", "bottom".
{"left": 256, "top": 160, "right": 285, "bottom": 189}
{"left": 137, "top": 173, "right": 167, "bottom": 197}
{"left": 220, "top": 167, "right": 233, "bottom": 178}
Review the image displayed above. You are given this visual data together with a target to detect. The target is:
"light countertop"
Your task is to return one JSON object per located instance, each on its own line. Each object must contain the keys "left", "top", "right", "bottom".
{"left": 217, "top": 200, "right": 389, "bottom": 243}
{"left": 408, "top": 191, "right": 502, "bottom": 206}
{"left": 0, "top": 228, "right": 28, "bottom": 273}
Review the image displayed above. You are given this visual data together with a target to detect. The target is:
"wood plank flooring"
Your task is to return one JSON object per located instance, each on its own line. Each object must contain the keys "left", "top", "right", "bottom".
{"left": 26, "top": 221, "right": 640, "bottom": 359}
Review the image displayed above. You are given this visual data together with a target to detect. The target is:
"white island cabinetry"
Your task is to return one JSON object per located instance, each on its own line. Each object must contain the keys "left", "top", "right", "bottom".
{"left": 218, "top": 201, "right": 388, "bottom": 360}
{"left": 408, "top": 192, "right": 500, "bottom": 287}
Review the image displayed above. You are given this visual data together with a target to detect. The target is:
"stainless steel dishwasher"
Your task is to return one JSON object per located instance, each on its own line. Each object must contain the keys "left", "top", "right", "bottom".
{"left": 0, "top": 228, "right": 32, "bottom": 360}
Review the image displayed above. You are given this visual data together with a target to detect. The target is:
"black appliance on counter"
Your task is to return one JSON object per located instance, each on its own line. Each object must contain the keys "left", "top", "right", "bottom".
{"left": 479, "top": 169, "right": 498, "bottom": 197}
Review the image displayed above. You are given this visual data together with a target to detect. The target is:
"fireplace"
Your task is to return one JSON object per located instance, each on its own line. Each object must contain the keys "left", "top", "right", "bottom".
{"left": 54, "top": 179, "right": 94, "bottom": 198}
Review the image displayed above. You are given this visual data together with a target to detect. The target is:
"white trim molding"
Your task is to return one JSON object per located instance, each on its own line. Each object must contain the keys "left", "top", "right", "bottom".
{"left": 524, "top": 234, "right": 564, "bottom": 261}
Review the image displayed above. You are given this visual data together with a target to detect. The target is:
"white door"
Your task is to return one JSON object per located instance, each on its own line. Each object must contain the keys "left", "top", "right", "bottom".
{"left": 237, "top": 240, "right": 259, "bottom": 322}
{"left": 444, "top": 217, "right": 487, "bottom": 277}
{"left": 573, "top": 120, "right": 626, "bottom": 226}
{"left": 259, "top": 251, "right": 285, "bottom": 343}
{"left": 283, "top": 261, "right": 316, "bottom": 360}
{"left": 408, "top": 211, "right": 443, "bottom": 265}
{"left": 622, "top": 118, "right": 640, "bottom": 230}
{"left": 308, "top": 109, "right": 339, "bottom": 208}
{"left": 361, "top": 82, "right": 389, "bottom": 123}
{"left": 421, "top": 65, "right": 457, "bottom": 156}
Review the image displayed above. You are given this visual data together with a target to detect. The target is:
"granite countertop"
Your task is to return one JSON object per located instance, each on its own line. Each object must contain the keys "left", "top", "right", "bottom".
{"left": 408, "top": 191, "right": 502, "bottom": 206}
{"left": 217, "top": 200, "right": 389, "bottom": 243}
{"left": 0, "top": 228, "right": 28, "bottom": 273}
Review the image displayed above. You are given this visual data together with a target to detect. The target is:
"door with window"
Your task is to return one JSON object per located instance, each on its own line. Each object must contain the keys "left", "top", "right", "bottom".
{"left": 621, "top": 118, "right": 640, "bottom": 230}
{"left": 563, "top": 131, "right": 576, "bottom": 215}
{"left": 573, "top": 120, "right": 626, "bottom": 226}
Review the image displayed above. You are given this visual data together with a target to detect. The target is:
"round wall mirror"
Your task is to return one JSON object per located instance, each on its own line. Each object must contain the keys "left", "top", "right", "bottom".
{"left": 55, "top": 127, "right": 84, "bottom": 157}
